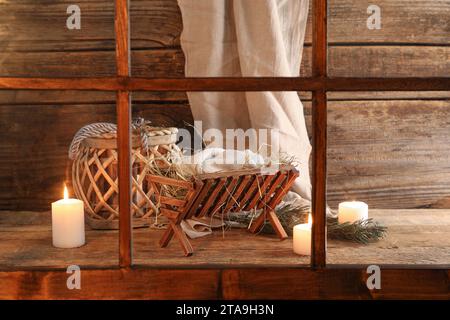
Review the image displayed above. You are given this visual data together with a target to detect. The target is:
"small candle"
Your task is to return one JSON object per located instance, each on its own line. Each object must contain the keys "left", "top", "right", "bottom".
{"left": 293, "top": 214, "right": 312, "bottom": 256}
{"left": 338, "top": 201, "right": 368, "bottom": 224}
{"left": 52, "top": 185, "right": 85, "bottom": 248}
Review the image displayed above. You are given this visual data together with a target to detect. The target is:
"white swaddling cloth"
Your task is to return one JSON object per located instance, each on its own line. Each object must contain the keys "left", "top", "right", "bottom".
{"left": 178, "top": 147, "right": 266, "bottom": 175}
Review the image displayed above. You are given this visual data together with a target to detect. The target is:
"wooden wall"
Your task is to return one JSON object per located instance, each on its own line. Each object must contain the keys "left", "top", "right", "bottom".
{"left": 0, "top": 0, "right": 449, "bottom": 210}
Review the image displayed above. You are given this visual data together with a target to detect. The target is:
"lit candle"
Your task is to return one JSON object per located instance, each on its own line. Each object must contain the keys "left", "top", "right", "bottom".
{"left": 293, "top": 214, "right": 312, "bottom": 256}
{"left": 338, "top": 201, "right": 368, "bottom": 224}
{"left": 51, "top": 185, "right": 85, "bottom": 248}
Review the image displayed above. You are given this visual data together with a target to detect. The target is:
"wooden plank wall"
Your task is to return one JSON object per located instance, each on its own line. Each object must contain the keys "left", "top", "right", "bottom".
{"left": 0, "top": 0, "right": 449, "bottom": 210}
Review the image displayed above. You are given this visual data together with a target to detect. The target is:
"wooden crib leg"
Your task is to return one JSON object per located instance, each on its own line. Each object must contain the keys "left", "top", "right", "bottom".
{"left": 268, "top": 210, "right": 288, "bottom": 240}
{"left": 171, "top": 222, "right": 194, "bottom": 257}
{"left": 248, "top": 210, "right": 288, "bottom": 240}
{"left": 159, "top": 222, "right": 194, "bottom": 256}
{"left": 159, "top": 226, "right": 175, "bottom": 248}
{"left": 248, "top": 211, "right": 267, "bottom": 234}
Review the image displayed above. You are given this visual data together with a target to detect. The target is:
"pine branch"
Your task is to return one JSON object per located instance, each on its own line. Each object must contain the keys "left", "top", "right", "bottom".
{"left": 326, "top": 216, "right": 387, "bottom": 244}
{"left": 229, "top": 203, "right": 387, "bottom": 244}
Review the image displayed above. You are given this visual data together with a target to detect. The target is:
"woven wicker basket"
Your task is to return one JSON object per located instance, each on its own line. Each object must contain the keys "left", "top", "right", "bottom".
{"left": 72, "top": 127, "right": 179, "bottom": 229}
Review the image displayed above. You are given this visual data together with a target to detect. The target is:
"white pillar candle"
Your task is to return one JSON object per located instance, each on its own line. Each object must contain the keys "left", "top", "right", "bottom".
{"left": 52, "top": 186, "right": 85, "bottom": 248}
{"left": 293, "top": 214, "right": 312, "bottom": 256}
{"left": 338, "top": 201, "right": 368, "bottom": 224}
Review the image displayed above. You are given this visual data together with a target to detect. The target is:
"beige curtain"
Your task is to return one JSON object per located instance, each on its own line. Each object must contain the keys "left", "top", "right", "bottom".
{"left": 177, "top": 0, "right": 312, "bottom": 201}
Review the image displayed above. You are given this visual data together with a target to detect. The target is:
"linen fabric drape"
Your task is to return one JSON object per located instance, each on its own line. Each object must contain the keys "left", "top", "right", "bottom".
{"left": 177, "top": 0, "right": 312, "bottom": 201}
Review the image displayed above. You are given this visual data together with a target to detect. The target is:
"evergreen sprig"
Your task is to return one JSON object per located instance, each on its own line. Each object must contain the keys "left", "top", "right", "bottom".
{"left": 326, "top": 216, "right": 387, "bottom": 244}
{"left": 232, "top": 204, "right": 387, "bottom": 244}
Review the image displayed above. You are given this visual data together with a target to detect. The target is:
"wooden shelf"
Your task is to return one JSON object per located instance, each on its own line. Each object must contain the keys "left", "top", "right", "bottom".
{"left": 0, "top": 209, "right": 449, "bottom": 269}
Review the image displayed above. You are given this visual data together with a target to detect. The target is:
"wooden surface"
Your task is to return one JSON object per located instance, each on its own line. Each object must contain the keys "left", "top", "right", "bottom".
{"left": 325, "top": 100, "right": 450, "bottom": 209}
{"left": 0, "top": 1, "right": 449, "bottom": 77}
{"left": 2, "top": 0, "right": 448, "bottom": 50}
{"left": 0, "top": 209, "right": 448, "bottom": 269}
{"left": 0, "top": 46, "right": 448, "bottom": 77}
{"left": 0, "top": 267, "right": 221, "bottom": 300}
{"left": 0, "top": 0, "right": 450, "bottom": 211}
{"left": 0, "top": 267, "right": 447, "bottom": 300}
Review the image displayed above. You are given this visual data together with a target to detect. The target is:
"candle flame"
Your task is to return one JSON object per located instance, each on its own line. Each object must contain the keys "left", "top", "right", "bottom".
{"left": 63, "top": 185, "right": 69, "bottom": 200}
{"left": 307, "top": 213, "right": 312, "bottom": 227}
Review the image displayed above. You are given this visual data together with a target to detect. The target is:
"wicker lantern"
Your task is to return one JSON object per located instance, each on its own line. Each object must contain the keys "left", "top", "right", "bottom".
{"left": 71, "top": 126, "right": 180, "bottom": 229}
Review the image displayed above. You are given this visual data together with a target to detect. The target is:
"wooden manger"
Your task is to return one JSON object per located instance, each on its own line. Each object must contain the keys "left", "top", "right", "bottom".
{"left": 147, "top": 165, "right": 299, "bottom": 256}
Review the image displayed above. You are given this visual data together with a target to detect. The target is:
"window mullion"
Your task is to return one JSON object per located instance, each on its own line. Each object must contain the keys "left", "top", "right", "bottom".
{"left": 115, "top": 0, "right": 132, "bottom": 268}
{"left": 311, "top": 0, "right": 328, "bottom": 268}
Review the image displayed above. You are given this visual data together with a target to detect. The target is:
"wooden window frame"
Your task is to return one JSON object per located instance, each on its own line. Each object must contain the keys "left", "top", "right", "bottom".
{"left": 0, "top": 0, "right": 448, "bottom": 299}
